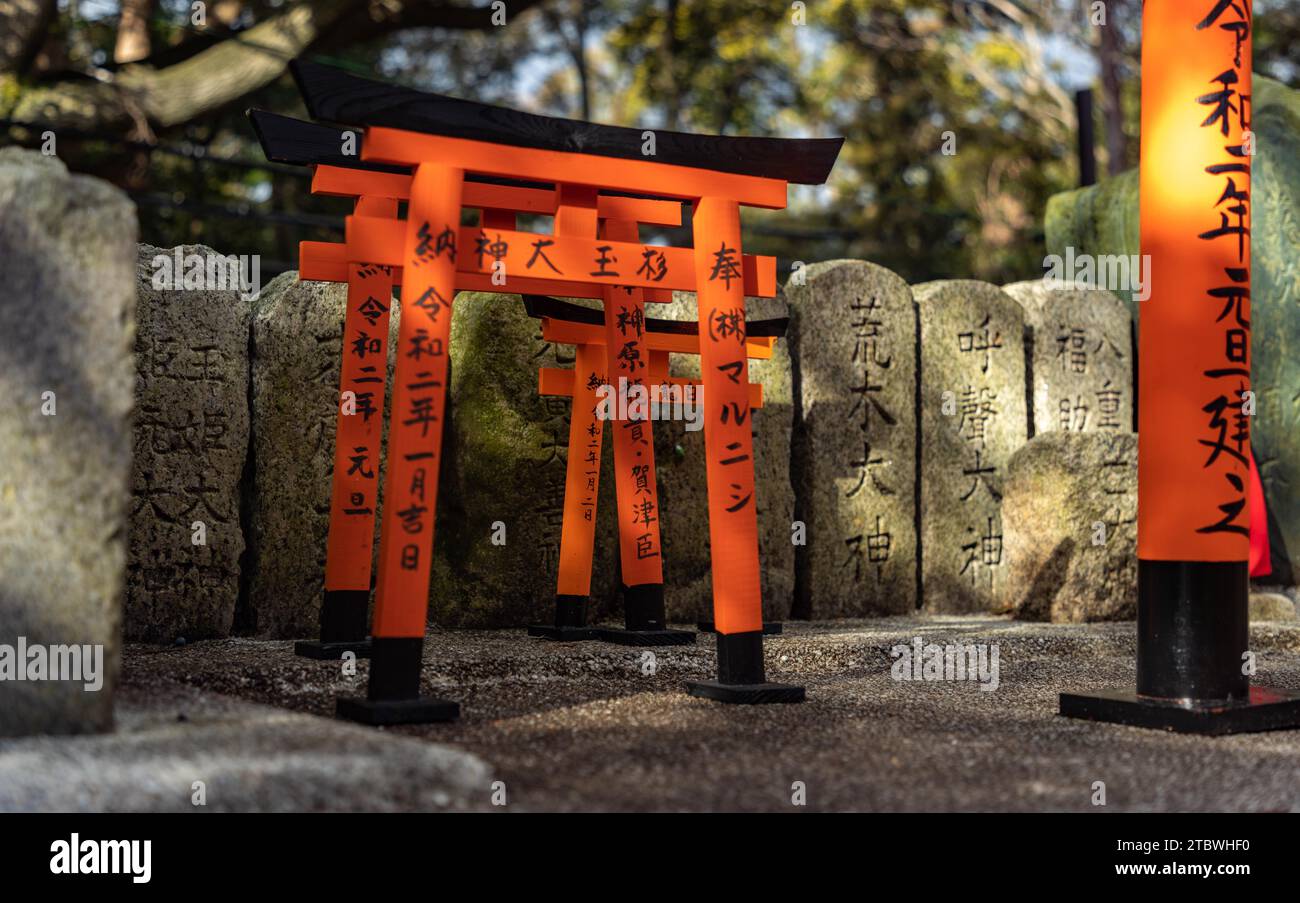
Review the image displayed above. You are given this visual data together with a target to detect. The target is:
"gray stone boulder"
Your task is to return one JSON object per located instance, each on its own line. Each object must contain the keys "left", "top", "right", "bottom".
{"left": 1250, "top": 592, "right": 1296, "bottom": 622}
{"left": 0, "top": 148, "right": 136, "bottom": 735}
{"left": 915, "top": 280, "right": 1028, "bottom": 613}
{"left": 650, "top": 290, "right": 794, "bottom": 623}
{"left": 0, "top": 685, "right": 493, "bottom": 811}
{"left": 1002, "top": 280, "right": 1134, "bottom": 435}
{"left": 245, "top": 272, "right": 398, "bottom": 638}
{"left": 999, "top": 431, "right": 1137, "bottom": 622}
{"left": 429, "top": 292, "right": 619, "bottom": 627}
{"left": 126, "top": 245, "right": 250, "bottom": 642}
{"left": 785, "top": 261, "right": 917, "bottom": 617}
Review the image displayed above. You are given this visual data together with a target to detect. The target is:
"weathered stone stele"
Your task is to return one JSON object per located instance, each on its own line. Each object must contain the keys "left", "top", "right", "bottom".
{"left": 245, "top": 272, "right": 398, "bottom": 638}
{"left": 650, "top": 290, "right": 794, "bottom": 623}
{"left": 916, "top": 280, "right": 1027, "bottom": 613}
{"left": 428, "top": 292, "right": 619, "bottom": 627}
{"left": 127, "top": 245, "right": 250, "bottom": 642}
{"left": 785, "top": 261, "right": 917, "bottom": 617}
{"left": 1046, "top": 75, "right": 1300, "bottom": 585}
{"left": 999, "top": 431, "right": 1137, "bottom": 621}
{"left": 0, "top": 149, "right": 136, "bottom": 735}
{"left": 1002, "top": 281, "right": 1134, "bottom": 436}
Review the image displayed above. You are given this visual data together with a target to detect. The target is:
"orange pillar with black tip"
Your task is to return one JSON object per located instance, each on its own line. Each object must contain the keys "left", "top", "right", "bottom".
{"left": 595, "top": 218, "right": 694, "bottom": 646}
{"left": 528, "top": 340, "right": 606, "bottom": 641}
{"left": 297, "top": 195, "right": 396, "bottom": 661}
{"left": 336, "top": 162, "right": 463, "bottom": 725}
{"left": 1059, "top": 0, "right": 1300, "bottom": 733}
{"left": 684, "top": 197, "right": 802, "bottom": 703}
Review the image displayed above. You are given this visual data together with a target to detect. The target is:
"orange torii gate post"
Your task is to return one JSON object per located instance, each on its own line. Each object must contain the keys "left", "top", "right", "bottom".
{"left": 255, "top": 60, "right": 840, "bottom": 717}
{"left": 522, "top": 295, "right": 784, "bottom": 642}
{"left": 1059, "top": 0, "right": 1300, "bottom": 732}
{"left": 296, "top": 196, "right": 395, "bottom": 661}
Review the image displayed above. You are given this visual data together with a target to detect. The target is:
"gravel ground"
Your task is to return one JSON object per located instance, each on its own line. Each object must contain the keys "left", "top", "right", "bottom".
{"left": 61, "top": 615, "right": 1300, "bottom": 812}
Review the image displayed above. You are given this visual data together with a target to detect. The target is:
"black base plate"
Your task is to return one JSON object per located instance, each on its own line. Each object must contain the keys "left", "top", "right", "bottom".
{"left": 294, "top": 639, "right": 372, "bottom": 660}
{"left": 595, "top": 627, "right": 696, "bottom": 647}
{"left": 1059, "top": 686, "right": 1300, "bottom": 735}
{"left": 335, "top": 695, "right": 460, "bottom": 725}
{"left": 527, "top": 624, "right": 599, "bottom": 642}
{"left": 697, "top": 621, "right": 783, "bottom": 636}
{"left": 685, "top": 680, "right": 805, "bottom": 705}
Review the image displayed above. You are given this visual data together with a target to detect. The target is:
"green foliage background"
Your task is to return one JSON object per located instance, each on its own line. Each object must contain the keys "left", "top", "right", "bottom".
{"left": 5, "top": 0, "right": 1296, "bottom": 284}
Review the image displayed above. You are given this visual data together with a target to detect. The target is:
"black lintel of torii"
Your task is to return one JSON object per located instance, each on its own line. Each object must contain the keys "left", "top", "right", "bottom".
{"left": 522, "top": 294, "right": 788, "bottom": 339}
{"left": 288, "top": 58, "right": 843, "bottom": 185}
{"left": 247, "top": 109, "right": 691, "bottom": 201}
{"left": 249, "top": 109, "right": 550, "bottom": 193}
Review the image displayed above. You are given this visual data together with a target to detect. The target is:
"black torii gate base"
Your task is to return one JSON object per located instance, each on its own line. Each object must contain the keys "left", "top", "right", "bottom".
{"left": 595, "top": 584, "right": 696, "bottom": 646}
{"left": 1060, "top": 561, "right": 1300, "bottom": 735}
{"left": 528, "top": 594, "right": 600, "bottom": 642}
{"left": 294, "top": 589, "right": 373, "bottom": 659}
{"left": 685, "top": 630, "right": 805, "bottom": 704}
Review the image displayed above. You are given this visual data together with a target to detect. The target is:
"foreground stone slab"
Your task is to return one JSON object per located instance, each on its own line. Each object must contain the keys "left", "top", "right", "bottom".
{"left": 650, "top": 290, "right": 794, "bottom": 624}
{"left": 916, "top": 280, "right": 1027, "bottom": 613}
{"left": 429, "top": 292, "right": 619, "bottom": 627}
{"left": 0, "top": 685, "right": 491, "bottom": 811}
{"left": 1002, "top": 281, "right": 1133, "bottom": 435}
{"left": 999, "top": 431, "right": 1137, "bottom": 621}
{"left": 246, "top": 272, "right": 397, "bottom": 638}
{"left": 786, "top": 261, "right": 917, "bottom": 617}
{"left": 0, "top": 149, "right": 135, "bottom": 735}
{"left": 126, "top": 245, "right": 250, "bottom": 643}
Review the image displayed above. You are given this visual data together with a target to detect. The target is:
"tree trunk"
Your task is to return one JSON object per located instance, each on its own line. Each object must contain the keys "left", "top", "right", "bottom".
{"left": 0, "top": 0, "right": 57, "bottom": 74}
{"left": 1097, "top": 0, "right": 1129, "bottom": 175}
{"left": 114, "top": 0, "right": 157, "bottom": 64}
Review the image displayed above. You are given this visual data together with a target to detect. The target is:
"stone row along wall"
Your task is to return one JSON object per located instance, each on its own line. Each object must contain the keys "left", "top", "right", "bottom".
{"left": 121, "top": 249, "right": 1147, "bottom": 639}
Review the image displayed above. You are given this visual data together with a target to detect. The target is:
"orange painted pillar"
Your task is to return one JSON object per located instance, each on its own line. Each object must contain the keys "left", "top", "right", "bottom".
{"left": 595, "top": 219, "right": 692, "bottom": 645}
{"left": 337, "top": 162, "right": 463, "bottom": 725}
{"left": 685, "top": 197, "right": 802, "bottom": 702}
{"left": 528, "top": 341, "right": 606, "bottom": 640}
{"left": 1060, "top": 0, "right": 1300, "bottom": 732}
{"left": 299, "top": 196, "right": 396, "bottom": 660}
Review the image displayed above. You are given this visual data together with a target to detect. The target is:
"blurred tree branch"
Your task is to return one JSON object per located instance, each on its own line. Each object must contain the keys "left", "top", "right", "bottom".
{"left": 1, "top": 0, "right": 545, "bottom": 134}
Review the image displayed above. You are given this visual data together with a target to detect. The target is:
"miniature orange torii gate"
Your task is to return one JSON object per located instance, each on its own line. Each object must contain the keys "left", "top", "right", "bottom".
{"left": 521, "top": 295, "right": 779, "bottom": 643}
{"left": 263, "top": 157, "right": 702, "bottom": 658}
{"left": 303, "top": 164, "right": 768, "bottom": 647}
{"left": 250, "top": 61, "right": 840, "bottom": 718}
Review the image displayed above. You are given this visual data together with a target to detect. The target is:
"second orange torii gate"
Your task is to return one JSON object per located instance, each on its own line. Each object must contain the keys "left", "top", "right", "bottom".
{"left": 521, "top": 295, "right": 778, "bottom": 644}
{"left": 520, "top": 296, "right": 780, "bottom": 641}
{"left": 250, "top": 59, "right": 840, "bottom": 719}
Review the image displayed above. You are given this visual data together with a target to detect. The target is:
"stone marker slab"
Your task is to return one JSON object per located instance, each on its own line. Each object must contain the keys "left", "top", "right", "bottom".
{"left": 999, "top": 431, "right": 1137, "bottom": 621}
{"left": 785, "top": 261, "right": 917, "bottom": 617}
{"left": 1003, "top": 281, "right": 1134, "bottom": 436}
{"left": 246, "top": 272, "right": 398, "bottom": 638}
{"left": 429, "top": 292, "right": 619, "bottom": 627}
{"left": 0, "top": 149, "right": 135, "bottom": 735}
{"left": 651, "top": 290, "right": 794, "bottom": 624}
{"left": 0, "top": 685, "right": 492, "bottom": 811}
{"left": 126, "top": 245, "right": 250, "bottom": 643}
{"left": 916, "top": 280, "right": 1027, "bottom": 613}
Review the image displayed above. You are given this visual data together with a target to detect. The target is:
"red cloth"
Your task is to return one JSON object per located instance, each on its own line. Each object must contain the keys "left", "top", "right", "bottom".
{"left": 1249, "top": 449, "right": 1271, "bottom": 577}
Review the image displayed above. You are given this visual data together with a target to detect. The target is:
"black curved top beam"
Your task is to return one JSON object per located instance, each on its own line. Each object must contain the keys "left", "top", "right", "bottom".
{"left": 248, "top": 109, "right": 407, "bottom": 174}
{"left": 289, "top": 59, "right": 843, "bottom": 185}
{"left": 522, "top": 295, "right": 788, "bottom": 339}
